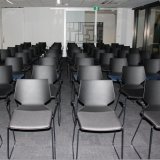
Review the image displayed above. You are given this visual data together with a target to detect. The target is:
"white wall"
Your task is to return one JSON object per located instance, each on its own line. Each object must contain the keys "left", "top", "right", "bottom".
{"left": 2, "top": 8, "right": 64, "bottom": 49}
{"left": 2, "top": 8, "right": 24, "bottom": 48}
{"left": 67, "top": 11, "right": 85, "bottom": 22}
{"left": 116, "top": 8, "right": 134, "bottom": 47}
{"left": 0, "top": 8, "right": 2, "bottom": 49}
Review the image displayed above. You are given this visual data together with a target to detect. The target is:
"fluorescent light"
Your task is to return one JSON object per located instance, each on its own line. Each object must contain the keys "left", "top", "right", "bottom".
{"left": 57, "top": 0, "right": 61, "bottom": 5}
{"left": 6, "top": 0, "right": 13, "bottom": 4}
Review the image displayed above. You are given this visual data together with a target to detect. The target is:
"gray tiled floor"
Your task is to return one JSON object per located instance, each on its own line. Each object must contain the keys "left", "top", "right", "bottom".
{"left": 0, "top": 59, "right": 160, "bottom": 159}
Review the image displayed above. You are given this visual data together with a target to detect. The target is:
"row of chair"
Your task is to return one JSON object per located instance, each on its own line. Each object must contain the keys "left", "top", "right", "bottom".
{"left": 68, "top": 42, "right": 160, "bottom": 159}
{"left": 0, "top": 42, "right": 63, "bottom": 159}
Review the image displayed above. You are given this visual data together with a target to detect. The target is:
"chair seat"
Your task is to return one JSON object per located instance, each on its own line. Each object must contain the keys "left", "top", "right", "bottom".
{"left": 12, "top": 72, "right": 25, "bottom": 81}
{"left": 120, "top": 85, "right": 144, "bottom": 99}
{"left": 108, "top": 73, "right": 122, "bottom": 82}
{"left": 143, "top": 111, "right": 160, "bottom": 130}
{"left": 0, "top": 84, "right": 13, "bottom": 98}
{"left": 50, "top": 84, "right": 59, "bottom": 99}
{"left": 77, "top": 110, "right": 122, "bottom": 132}
{"left": 142, "top": 105, "right": 160, "bottom": 129}
{"left": 146, "top": 73, "right": 160, "bottom": 80}
{"left": 102, "top": 65, "right": 110, "bottom": 72}
{"left": 9, "top": 105, "right": 52, "bottom": 130}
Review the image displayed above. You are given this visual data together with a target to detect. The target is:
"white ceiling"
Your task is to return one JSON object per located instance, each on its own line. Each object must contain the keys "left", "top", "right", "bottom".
{"left": 0, "top": 0, "right": 158, "bottom": 8}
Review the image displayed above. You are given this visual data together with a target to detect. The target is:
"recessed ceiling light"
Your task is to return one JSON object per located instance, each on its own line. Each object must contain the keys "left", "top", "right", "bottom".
{"left": 6, "top": 0, "right": 13, "bottom": 4}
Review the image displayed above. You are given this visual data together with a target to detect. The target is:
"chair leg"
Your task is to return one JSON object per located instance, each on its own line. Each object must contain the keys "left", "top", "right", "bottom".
{"left": 121, "top": 129, "right": 124, "bottom": 159}
{"left": 7, "top": 129, "right": 16, "bottom": 159}
{"left": 114, "top": 92, "right": 121, "bottom": 111}
{"left": 58, "top": 103, "right": 61, "bottom": 126}
{"left": 72, "top": 121, "right": 77, "bottom": 159}
{"left": 122, "top": 97, "right": 127, "bottom": 126}
{"left": 71, "top": 81, "right": 76, "bottom": 104}
{"left": 148, "top": 126, "right": 153, "bottom": 159}
{"left": 112, "top": 132, "right": 120, "bottom": 159}
{"left": 0, "top": 134, "right": 3, "bottom": 148}
{"left": 76, "top": 129, "right": 80, "bottom": 160}
{"left": 51, "top": 119, "right": 56, "bottom": 159}
{"left": 57, "top": 93, "right": 61, "bottom": 126}
{"left": 131, "top": 117, "right": 143, "bottom": 159}
{"left": 6, "top": 97, "right": 11, "bottom": 119}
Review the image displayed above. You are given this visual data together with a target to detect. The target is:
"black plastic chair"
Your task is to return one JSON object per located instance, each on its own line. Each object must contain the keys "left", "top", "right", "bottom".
{"left": 0, "top": 66, "right": 13, "bottom": 118}
{"left": 118, "top": 49, "right": 129, "bottom": 58}
{"left": 144, "top": 59, "right": 160, "bottom": 80}
{"left": 5, "top": 57, "right": 25, "bottom": 81}
{"left": 7, "top": 79, "right": 56, "bottom": 159}
{"left": 71, "top": 65, "right": 103, "bottom": 120}
{"left": 108, "top": 58, "right": 128, "bottom": 82}
{"left": 32, "top": 65, "right": 63, "bottom": 126}
{"left": 72, "top": 80, "right": 124, "bottom": 159}
{"left": 115, "top": 66, "right": 146, "bottom": 124}
{"left": 100, "top": 53, "right": 114, "bottom": 72}
{"left": 127, "top": 53, "right": 141, "bottom": 66}
{"left": 130, "top": 48, "right": 139, "bottom": 54}
{"left": 71, "top": 57, "right": 94, "bottom": 81}
{"left": 0, "top": 49, "right": 11, "bottom": 64}
{"left": 131, "top": 80, "right": 160, "bottom": 159}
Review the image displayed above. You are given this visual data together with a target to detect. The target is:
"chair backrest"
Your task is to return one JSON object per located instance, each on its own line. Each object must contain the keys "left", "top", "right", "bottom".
{"left": 78, "top": 80, "right": 115, "bottom": 107}
{"left": 130, "top": 48, "right": 139, "bottom": 54}
{"left": 5, "top": 57, "right": 23, "bottom": 72}
{"left": 0, "top": 66, "right": 12, "bottom": 84}
{"left": 32, "top": 65, "right": 57, "bottom": 84}
{"left": 77, "top": 65, "right": 103, "bottom": 81}
{"left": 110, "top": 58, "right": 128, "bottom": 73}
{"left": 0, "top": 49, "right": 11, "bottom": 62}
{"left": 16, "top": 52, "right": 30, "bottom": 65}
{"left": 144, "top": 80, "right": 160, "bottom": 106}
{"left": 144, "top": 59, "right": 160, "bottom": 74}
{"left": 118, "top": 49, "right": 129, "bottom": 58}
{"left": 15, "top": 79, "right": 50, "bottom": 105}
{"left": 94, "top": 49, "right": 106, "bottom": 61}
{"left": 8, "top": 47, "right": 16, "bottom": 57}
{"left": 76, "top": 57, "right": 94, "bottom": 67}
{"left": 39, "top": 57, "right": 58, "bottom": 66}
{"left": 100, "top": 53, "right": 114, "bottom": 65}
{"left": 127, "top": 53, "right": 141, "bottom": 66}
{"left": 122, "top": 66, "right": 146, "bottom": 85}
{"left": 74, "top": 53, "right": 87, "bottom": 65}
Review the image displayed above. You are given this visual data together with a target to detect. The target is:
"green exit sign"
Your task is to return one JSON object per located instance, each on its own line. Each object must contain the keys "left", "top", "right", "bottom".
{"left": 93, "top": 6, "right": 100, "bottom": 11}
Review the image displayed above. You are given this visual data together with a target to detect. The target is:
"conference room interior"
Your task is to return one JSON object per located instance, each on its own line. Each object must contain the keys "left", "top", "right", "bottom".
{"left": 0, "top": 0, "right": 160, "bottom": 159}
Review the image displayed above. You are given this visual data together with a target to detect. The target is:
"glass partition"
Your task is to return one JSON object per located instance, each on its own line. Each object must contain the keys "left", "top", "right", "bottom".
{"left": 146, "top": 6, "right": 160, "bottom": 54}
{"left": 136, "top": 10, "right": 145, "bottom": 49}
